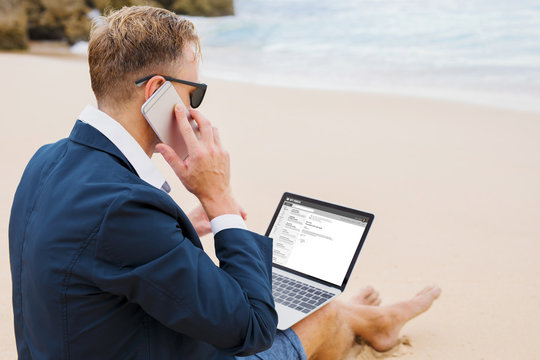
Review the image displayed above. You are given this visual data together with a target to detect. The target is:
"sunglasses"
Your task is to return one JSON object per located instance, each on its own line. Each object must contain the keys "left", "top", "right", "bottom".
{"left": 135, "top": 74, "right": 207, "bottom": 109}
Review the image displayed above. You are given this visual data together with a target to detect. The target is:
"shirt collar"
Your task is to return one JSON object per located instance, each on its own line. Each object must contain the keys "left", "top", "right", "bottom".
{"left": 78, "top": 104, "right": 171, "bottom": 193}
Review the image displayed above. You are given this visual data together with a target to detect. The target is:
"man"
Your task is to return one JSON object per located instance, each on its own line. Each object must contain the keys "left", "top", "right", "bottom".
{"left": 9, "top": 6, "right": 440, "bottom": 360}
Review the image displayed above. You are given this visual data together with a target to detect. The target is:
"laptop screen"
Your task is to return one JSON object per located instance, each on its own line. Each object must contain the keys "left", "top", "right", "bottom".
{"left": 267, "top": 193, "right": 373, "bottom": 288}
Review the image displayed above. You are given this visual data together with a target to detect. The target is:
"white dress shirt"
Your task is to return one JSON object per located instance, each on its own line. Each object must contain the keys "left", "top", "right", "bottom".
{"left": 78, "top": 104, "right": 247, "bottom": 235}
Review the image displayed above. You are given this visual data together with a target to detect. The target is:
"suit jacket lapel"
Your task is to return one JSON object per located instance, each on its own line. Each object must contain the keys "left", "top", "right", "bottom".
{"left": 69, "top": 120, "right": 138, "bottom": 175}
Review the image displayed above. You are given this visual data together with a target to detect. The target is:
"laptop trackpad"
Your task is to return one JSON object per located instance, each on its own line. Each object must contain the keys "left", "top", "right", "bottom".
{"left": 276, "top": 302, "right": 310, "bottom": 330}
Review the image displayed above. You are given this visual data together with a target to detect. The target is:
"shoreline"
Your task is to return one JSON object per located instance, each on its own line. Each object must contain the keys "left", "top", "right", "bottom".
{"left": 6, "top": 42, "right": 539, "bottom": 115}
{"left": 201, "top": 67, "right": 540, "bottom": 115}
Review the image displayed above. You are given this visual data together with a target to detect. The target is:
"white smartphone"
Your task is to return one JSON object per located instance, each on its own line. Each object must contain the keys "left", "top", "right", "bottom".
{"left": 141, "top": 81, "right": 199, "bottom": 160}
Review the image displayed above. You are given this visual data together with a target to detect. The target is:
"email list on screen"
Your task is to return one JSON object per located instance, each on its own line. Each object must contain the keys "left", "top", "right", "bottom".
{"left": 269, "top": 198, "right": 367, "bottom": 286}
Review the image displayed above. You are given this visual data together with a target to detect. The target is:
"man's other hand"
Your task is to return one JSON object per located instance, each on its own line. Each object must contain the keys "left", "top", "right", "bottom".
{"left": 187, "top": 204, "right": 211, "bottom": 237}
{"left": 156, "top": 105, "right": 241, "bottom": 220}
{"left": 188, "top": 204, "right": 248, "bottom": 238}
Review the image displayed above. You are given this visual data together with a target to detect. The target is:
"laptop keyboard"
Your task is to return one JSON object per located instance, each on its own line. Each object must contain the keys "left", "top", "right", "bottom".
{"left": 272, "top": 272, "right": 334, "bottom": 313}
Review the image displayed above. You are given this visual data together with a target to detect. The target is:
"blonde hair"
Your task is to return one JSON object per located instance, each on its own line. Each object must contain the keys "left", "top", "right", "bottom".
{"left": 88, "top": 6, "right": 200, "bottom": 106}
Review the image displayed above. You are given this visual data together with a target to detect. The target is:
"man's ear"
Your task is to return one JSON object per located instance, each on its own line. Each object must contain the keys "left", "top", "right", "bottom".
{"left": 144, "top": 76, "right": 166, "bottom": 101}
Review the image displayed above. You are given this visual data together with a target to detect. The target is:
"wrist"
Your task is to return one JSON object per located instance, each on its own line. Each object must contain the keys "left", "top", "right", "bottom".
{"left": 198, "top": 191, "right": 240, "bottom": 220}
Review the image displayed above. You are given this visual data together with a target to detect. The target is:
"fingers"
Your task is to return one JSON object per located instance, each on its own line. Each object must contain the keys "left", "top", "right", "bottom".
{"left": 155, "top": 143, "right": 186, "bottom": 177}
{"left": 179, "top": 107, "right": 223, "bottom": 151}
{"left": 189, "top": 108, "right": 213, "bottom": 144}
{"left": 212, "top": 126, "right": 222, "bottom": 147}
{"left": 174, "top": 104, "right": 200, "bottom": 150}
{"left": 187, "top": 204, "right": 212, "bottom": 237}
{"left": 365, "top": 290, "right": 381, "bottom": 305}
{"left": 162, "top": 107, "right": 234, "bottom": 215}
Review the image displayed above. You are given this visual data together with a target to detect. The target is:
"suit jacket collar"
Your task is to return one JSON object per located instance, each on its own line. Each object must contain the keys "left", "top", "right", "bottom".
{"left": 69, "top": 120, "right": 137, "bottom": 175}
{"left": 72, "top": 105, "right": 170, "bottom": 193}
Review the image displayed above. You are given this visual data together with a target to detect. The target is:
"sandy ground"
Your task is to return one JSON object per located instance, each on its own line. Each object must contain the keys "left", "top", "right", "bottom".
{"left": 1, "top": 53, "right": 539, "bottom": 359}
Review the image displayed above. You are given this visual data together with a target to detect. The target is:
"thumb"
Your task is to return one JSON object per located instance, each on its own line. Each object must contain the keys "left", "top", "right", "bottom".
{"left": 155, "top": 143, "right": 186, "bottom": 176}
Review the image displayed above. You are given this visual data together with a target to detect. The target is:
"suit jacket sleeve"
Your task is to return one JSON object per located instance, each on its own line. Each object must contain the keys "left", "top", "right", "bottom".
{"left": 91, "top": 185, "right": 277, "bottom": 355}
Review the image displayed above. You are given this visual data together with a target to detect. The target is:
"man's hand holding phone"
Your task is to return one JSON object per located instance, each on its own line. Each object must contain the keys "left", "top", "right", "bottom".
{"left": 156, "top": 104, "right": 241, "bottom": 220}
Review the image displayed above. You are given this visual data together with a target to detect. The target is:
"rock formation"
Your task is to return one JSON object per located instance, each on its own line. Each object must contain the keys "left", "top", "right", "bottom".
{"left": 0, "top": 0, "right": 29, "bottom": 49}
{"left": 26, "top": 0, "right": 91, "bottom": 44}
{"left": 0, "top": 0, "right": 234, "bottom": 50}
{"left": 163, "top": 0, "right": 234, "bottom": 17}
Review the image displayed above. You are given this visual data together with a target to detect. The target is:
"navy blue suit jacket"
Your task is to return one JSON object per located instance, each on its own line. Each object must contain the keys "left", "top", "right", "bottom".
{"left": 9, "top": 120, "right": 277, "bottom": 359}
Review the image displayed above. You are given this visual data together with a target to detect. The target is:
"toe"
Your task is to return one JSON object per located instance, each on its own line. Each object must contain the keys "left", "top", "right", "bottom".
{"left": 357, "top": 286, "right": 374, "bottom": 299}
{"left": 416, "top": 285, "right": 441, "bottom": 299}
{"left": 365, "top": 290, "right": 381, "bottom": 305}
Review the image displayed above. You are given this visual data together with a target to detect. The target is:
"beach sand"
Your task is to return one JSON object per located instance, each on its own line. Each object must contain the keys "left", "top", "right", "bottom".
{"left": 1, "top": 53, "right": 539, "bottom": 359}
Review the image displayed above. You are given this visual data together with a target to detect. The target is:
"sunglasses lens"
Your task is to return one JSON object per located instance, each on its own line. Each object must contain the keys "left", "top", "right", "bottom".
{"left": 190, "top": 85, "right": 206, "bottom": 108}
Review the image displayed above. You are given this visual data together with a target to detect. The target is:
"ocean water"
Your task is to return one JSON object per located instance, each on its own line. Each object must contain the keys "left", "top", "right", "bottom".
{"left": 185, "top": 0, "right": 540, "bottom": 112}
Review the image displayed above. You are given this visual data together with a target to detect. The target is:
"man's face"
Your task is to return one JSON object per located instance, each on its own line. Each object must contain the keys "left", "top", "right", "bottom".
{"left": 171, "top": 45, "right": 200, "bottom": 110}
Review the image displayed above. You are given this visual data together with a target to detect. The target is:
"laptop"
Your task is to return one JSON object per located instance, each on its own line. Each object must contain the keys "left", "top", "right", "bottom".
{"left": 266, "top": 192, "right": 374, "bottom": 330}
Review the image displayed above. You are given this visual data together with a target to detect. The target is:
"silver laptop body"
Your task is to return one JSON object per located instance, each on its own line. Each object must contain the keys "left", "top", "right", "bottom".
{"left": 266, "top": 193, "right": 374, "bottom": 330}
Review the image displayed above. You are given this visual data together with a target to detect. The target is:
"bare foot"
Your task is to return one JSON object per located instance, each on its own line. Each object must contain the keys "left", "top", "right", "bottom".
{"left": 344, "top": 285, "right": 441, "bottom": 352}
{"left": 353, "top": 286, "right": 382, "bottom": 306}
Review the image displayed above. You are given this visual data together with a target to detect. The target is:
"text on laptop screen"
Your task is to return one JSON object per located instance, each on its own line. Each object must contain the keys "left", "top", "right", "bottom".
{"left": 269, "top": 197, "right": 368, "bottom": 286}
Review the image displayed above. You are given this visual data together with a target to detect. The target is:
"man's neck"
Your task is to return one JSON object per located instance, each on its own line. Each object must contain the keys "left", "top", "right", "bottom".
{"left": 98, "top": 104, "right": 157, "bottom": 158}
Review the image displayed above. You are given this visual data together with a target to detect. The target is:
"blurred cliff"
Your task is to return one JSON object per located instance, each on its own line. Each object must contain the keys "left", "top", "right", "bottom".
{"left": 0, "top": 0, "right": 234, "bottom": 50}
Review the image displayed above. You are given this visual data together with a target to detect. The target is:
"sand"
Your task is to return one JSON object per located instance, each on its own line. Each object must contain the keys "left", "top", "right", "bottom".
{"left": 1, "top": 52, "right": 539, "bottom": 359}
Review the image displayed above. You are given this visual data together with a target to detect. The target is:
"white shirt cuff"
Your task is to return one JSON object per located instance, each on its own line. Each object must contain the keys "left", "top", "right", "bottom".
{"left": 210, "top": 214, "right": 248, "bottom": 235}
